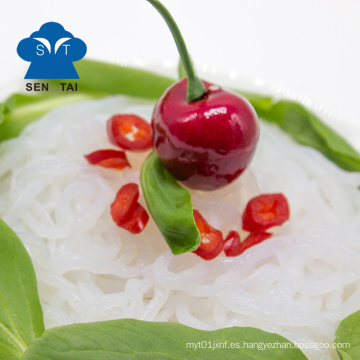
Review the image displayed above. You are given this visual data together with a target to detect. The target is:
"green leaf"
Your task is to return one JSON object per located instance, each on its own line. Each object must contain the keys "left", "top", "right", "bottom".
{"left": 0, "top": 218, "right": 45, "bottom": 359}
{"left": 238, "top": 91, "right": 274, "bottom": 115}
{"left": 335, "top": 309, "right": 360, "bottom": 359}
{"left": 4, "top": 94, "right": 47, "bottom": 111}
{"left": 337, "top": 350, "right": 353, "bottom": 360}
{"left": 65, "top": 59, "right": 175, "bottom": 99}
{"left": 22, "top": 318, "right": 308, "bottom": 360}
{"left": 0, "top": 103, "right": 5, "bottom": 126}
{"left": 0, "top": 93, "right": 98, "bottom": 141}
{"left": 140, "top": 151, "right": 200, "bottom": 254}
{"left": 235, "top": 92, "right": 360, "bottom": 173}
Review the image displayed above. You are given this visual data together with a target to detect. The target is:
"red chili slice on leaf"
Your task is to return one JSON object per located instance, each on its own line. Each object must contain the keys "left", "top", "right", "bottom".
{"left": 107, "top": 114, "right": 153, "bottom": 151}
{"left": 192, "top": 209, "right": 224, "bottom": 260}
{"left": 239, "top": 232, "right": 272, "bottom": 255}
{"left": 84, "top": 149, "right": 131, "bottom": 170}
{"left": 224, "top": 230, "right": 242, "bottom": 257}
{"left": 110, "top": 183, "right": 149, "bottom": 234}
{"left": 242, "top": 193, "right": 290, "bottom": 232}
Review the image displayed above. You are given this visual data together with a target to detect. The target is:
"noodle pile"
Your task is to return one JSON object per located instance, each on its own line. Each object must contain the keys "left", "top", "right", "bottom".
{"left": 0, "top": 96, "right": 359, "bottom": 360}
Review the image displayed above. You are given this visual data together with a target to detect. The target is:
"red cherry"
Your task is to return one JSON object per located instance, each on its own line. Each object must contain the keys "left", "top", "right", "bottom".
{"left": 152, "top": 78, "right": 260, "bottom": 190}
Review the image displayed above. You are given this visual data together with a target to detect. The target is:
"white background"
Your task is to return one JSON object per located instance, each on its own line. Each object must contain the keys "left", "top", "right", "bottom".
{"left": 1, "top": 0, "right": 359, "bottom": 149}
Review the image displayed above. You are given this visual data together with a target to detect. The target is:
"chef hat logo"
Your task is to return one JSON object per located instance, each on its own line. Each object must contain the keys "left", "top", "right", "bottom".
{"left": 17, "top": 22, "right": 87, "bottom": 79}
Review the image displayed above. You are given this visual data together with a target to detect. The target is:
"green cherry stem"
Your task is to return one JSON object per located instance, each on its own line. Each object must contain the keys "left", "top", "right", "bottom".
{"left": 147, "top": 0, "right": 206, "bottom": 103}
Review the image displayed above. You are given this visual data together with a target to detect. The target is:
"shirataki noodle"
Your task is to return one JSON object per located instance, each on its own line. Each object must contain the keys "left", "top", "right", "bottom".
{"left": 0, "top": 96, "right": 359, "bottom": 360}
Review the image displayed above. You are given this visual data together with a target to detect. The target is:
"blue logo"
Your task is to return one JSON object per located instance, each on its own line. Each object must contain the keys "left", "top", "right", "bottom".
{"left": 17, "top": 22, "right": 87, "bottom": 79}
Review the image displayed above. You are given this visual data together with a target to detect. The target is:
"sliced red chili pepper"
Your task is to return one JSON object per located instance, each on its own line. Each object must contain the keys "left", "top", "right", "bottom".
{"left": 242, "top": 193, "right": 290, "bottom": 232}
{"left": 107, "top": 114, "right": 153, "bottom": 151}
{"left": 224, "top": 230, "right": 241, "bottom": 257}
{"left": 192, "top": 209, "right": 223, "bottom": 260}
{"left": 84, "top": 149, "right": 131, "bottom": 170}
{"left": 110, "top": 183, "right": 149, "bottom": 234}
{"left": 111, "top": 183, "right": 139, "bottom": 225}
{"left": 120, "top": 203, "right": 149, "bottom": 234}
{"left": 239, "top": 232, "right": 272, "bottom": 255}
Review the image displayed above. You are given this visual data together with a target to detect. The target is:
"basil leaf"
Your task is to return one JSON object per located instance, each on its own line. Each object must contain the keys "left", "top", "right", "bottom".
{"left": 0, "top": 104, "right": 5, "bottom": 125}
{"left": 0, "top": 93, "right": 97, "bottom": 141}
{"left": 140, "top": 151, "right": 200, "bottom": 254}
{"left": 335, "top": 309, "right": 360, "bottom": 359}
{"left": 4, "top": 94, "right": 47, "bottom": 111}
{"left": 64, "top": 59, "right": 174, "bottom": 99}
{"left": 337, "top": 350, "right": 353, "bottom": 360}
{"left": 0, "top": 218, "right": 45, "bottom": 359}
{"left": 236, "top": 92, "right": 360, "bottom": 172}
{"left": 239, "top": 91, "right": 274, "bottom": 115}
{"left": 22, "top": 318, "right": 308, "bottom": 360}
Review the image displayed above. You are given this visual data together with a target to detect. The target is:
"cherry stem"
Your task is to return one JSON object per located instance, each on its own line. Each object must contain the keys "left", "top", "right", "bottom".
{"left": 147, "top": 0, "right": 206, "bottom": 103}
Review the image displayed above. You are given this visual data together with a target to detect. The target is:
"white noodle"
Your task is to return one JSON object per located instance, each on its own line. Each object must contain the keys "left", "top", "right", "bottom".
{"left": 0, "top": 95, "right": 359, "bottom": 360}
